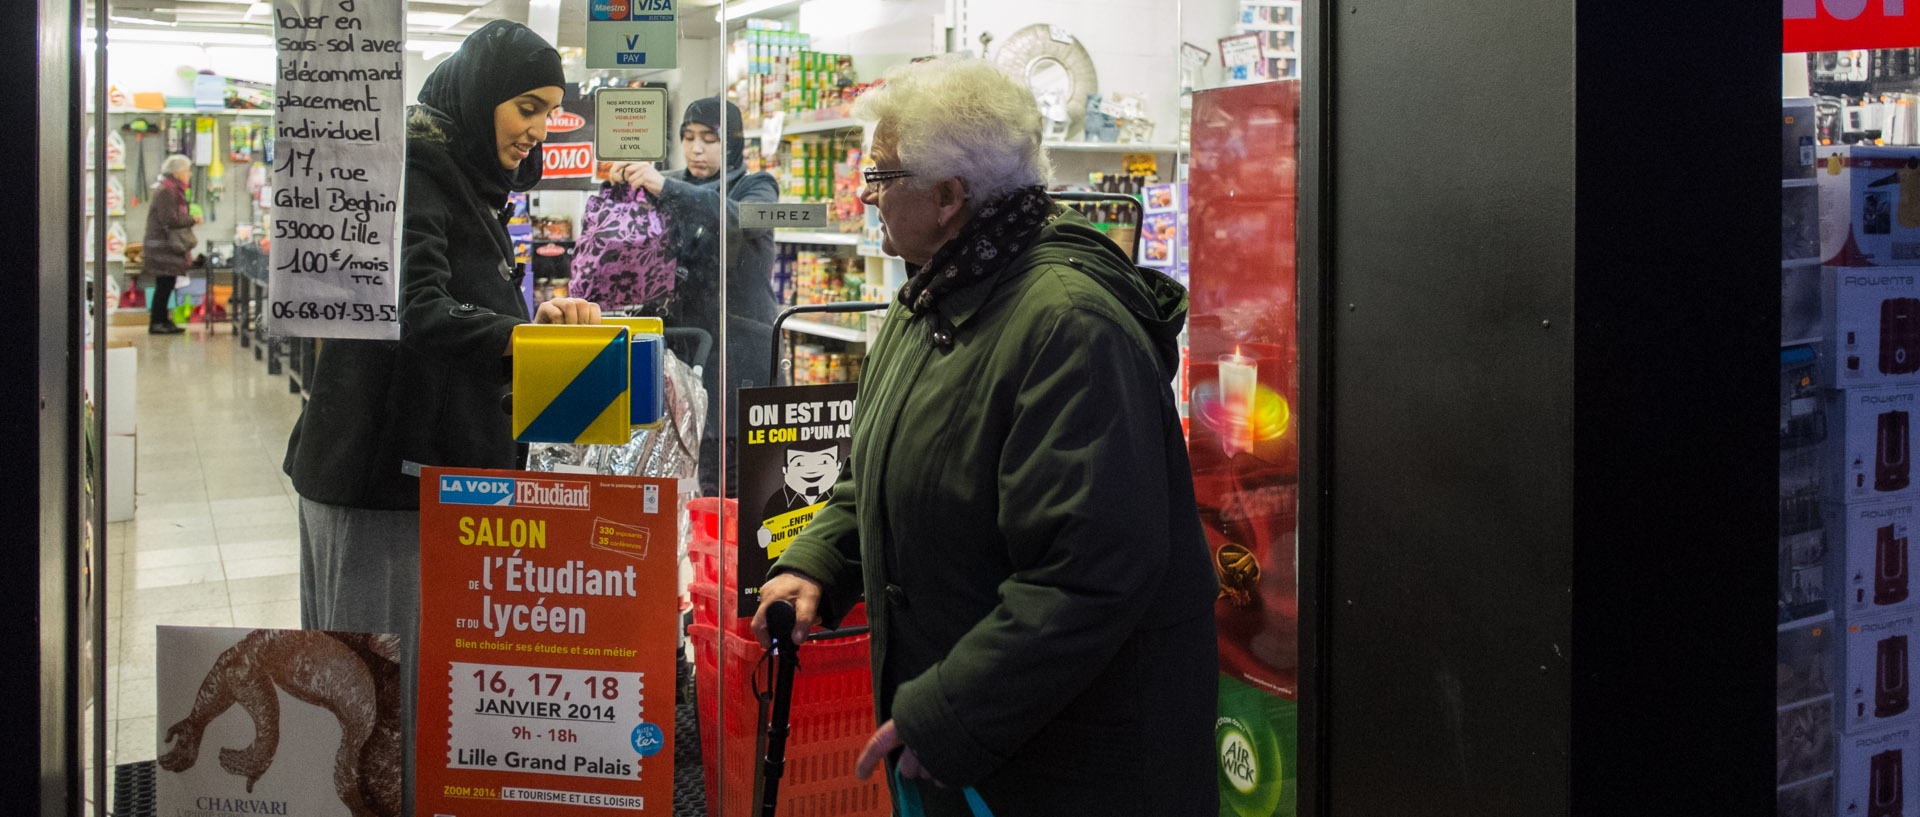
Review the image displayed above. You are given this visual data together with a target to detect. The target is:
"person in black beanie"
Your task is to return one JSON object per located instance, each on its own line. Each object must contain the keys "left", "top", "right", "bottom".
{"left": 280, "top": 22, "right": 599, "bottom": 810}
{"left": 607, "top": 98, "right": 780, "bottom": 497}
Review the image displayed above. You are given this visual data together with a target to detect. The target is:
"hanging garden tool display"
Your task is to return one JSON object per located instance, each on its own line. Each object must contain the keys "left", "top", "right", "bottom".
{"left": 121, "top": 118, "right": 158, "bottom": 205}
{"left": 228, "top": 123, "right": 253, "bottom": 164}
{"left": 193, "top": 117, "right": 221, "bottom": 221}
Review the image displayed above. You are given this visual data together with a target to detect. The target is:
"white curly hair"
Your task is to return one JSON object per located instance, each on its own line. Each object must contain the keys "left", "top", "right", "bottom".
{"left": 852, "top": 54, "right": 1052, "bottom": 207}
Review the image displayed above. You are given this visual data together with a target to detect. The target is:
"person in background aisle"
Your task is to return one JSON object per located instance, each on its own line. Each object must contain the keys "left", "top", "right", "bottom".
{"left": 751, "top": 55, "right": 1220, "bottom": 817}
{"left": 142, "top": 153, "right": 198, "bottom": 334}
{"left": 604, "top": 97, "right": 780, "bottom": 497}
{"left": 279, "top": 20, "right": 598, "bottom": 811}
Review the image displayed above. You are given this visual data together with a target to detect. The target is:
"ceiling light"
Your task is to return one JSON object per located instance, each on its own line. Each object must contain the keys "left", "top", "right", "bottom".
{"left": 714, "top": 0, "right": 798, "bottom": 24}
{"left": 406, "top": 11, "right": 466, "bottom": 29}
{"left": 108, "top": 12, "right": 176, "bottom": 25}
{"left": 85, "top": 26, "right": 272, "bottom": 47}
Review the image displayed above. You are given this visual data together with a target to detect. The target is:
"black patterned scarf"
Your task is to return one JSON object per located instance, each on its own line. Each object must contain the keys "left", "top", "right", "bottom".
{"left": 898, "top": 185, "right": 1056, "bottom": 314}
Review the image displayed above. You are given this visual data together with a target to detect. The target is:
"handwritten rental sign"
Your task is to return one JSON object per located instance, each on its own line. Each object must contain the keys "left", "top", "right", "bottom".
{"left": 270, "top": 0, "right": 404, "bottom": 339}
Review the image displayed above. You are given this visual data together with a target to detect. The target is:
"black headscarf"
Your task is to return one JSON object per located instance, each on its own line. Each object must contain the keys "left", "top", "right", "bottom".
{"left": 416, "top": 20, "right": 565, "bottom": 196}
{"left": 682, "top": 97, "right": 746, "bottom": 169}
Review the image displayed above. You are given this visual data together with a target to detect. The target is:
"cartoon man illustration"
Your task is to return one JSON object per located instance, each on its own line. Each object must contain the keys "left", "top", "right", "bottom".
{"left": 756, "top": 438, "right": 841, "bottom": 555}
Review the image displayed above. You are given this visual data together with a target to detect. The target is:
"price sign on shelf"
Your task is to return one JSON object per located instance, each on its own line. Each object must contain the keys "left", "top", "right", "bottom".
{"left": 1218, "top": 33, "right": 1264, "bottom": 70}
{"left": 1180, "top": 42, "right": 1212, "bottom": 74}
{"left": 268, "top": 0, "right": 404, "bottom": 340}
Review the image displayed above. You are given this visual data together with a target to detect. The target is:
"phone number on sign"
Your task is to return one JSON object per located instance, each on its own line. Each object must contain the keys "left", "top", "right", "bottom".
{"left": 270, "top": 301, "right": 397, "bottom": 322}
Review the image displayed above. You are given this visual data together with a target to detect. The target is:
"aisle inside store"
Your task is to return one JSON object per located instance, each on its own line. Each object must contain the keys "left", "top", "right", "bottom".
{"left": 101, "top": 324, "right": 305, "bottom": 770}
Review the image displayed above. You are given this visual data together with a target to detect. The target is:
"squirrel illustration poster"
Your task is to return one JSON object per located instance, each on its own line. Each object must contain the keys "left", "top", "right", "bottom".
{"left": 736, "top": 383, "right": 857, "bottom": 617}
{"left": 156, "top": 626, "right": 403, "bottom": 817}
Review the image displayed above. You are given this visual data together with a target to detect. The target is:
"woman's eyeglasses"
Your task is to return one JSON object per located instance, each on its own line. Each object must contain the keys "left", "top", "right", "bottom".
{"left": 862, "top": 168, "right": 913, "bottom": 194}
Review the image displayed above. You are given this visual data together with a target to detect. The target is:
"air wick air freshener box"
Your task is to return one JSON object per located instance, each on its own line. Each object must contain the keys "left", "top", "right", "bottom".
{"left": 1820, "top": 145, "right": 1920, "bottom": 267}
{"left": 1215, "top": 674, "right": 1296, "bottom": 817}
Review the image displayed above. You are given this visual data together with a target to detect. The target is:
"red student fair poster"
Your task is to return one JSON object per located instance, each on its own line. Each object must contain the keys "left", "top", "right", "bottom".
{"left": 417, "top": 468, "right": 680, "bottom": 815}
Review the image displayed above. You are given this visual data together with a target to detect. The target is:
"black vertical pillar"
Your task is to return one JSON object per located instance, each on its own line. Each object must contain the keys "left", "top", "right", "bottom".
{"left": 1314, "top": 0, "right": 1777, "bottom": 813}
{"left": 2, "top": 0, "right": 83, "bottom": 812}
{"left": 1568, "top": 1, "right": 1778, "bottom": 812}
{"left": 1321, "top": 0, "right": 1575, "bottom": 812}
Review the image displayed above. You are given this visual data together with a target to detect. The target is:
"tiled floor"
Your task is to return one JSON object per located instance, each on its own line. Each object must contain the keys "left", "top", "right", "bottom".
{"left": 102, "top": 319, "right": 307, "bottom": 778}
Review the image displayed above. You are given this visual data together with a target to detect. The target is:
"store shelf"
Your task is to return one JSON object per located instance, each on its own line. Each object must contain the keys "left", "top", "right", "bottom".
{"left": 783, "top": 317, "right": 867, "bottom": 342}
{"left": 1783, "top": 256, "right": 1823, "bottom": 267}
{"left": 1783, "top": 178, "right": 1818, "bottom": 189}
{"left": 1782, "top": 336, "right": 1823, "bottom": 348}
{"left": 99, "top": 107, "right": 274, "bottom": 116}
{"left": 1045, "top": 141, "right": 1183, "bottom": 153}
{"left": 774, "top": 231, "right": 860, "bottom": 246}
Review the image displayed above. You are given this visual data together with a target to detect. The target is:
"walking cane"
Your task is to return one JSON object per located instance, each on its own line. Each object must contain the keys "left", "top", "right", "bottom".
{"left": 759, "top": 600, "right": 800, "bottom": 817}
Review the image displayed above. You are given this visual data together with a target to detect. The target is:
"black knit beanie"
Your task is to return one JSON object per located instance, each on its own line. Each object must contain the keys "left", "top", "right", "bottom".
{"left": 417, "top": 20, "right": 566, "bottom": 194}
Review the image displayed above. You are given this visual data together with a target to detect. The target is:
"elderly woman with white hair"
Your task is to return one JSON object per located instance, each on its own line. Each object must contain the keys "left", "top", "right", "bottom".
{"left": 753, "top": 55, "right": 1220, "bottom": 816}
{"left": 141, "top": 153, "right": 200, "bottom": 334}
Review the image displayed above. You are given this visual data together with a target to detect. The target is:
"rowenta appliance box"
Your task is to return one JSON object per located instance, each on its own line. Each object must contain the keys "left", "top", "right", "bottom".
{"left": 1839, "top": 721, "right": 1920, "bottom": 817}
{"left": 1821, "top": 145, "right": 1920, "bottom": 267}
{"left": 1835, "top": 500, "right": 1920, "bottom": 620}
{"left": 1824, "top": 267, "right": 1920, "bottom": 387}
{"left": 1846, "top": 610, "right": 1920, "bottom": 734}
{"left": 1829, "top": 385, "right": 1920, "bottom": 504}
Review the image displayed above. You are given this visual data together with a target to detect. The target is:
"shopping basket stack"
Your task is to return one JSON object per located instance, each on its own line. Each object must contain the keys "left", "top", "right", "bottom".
{"left": 685, "top": 497, "right": 891, "bottom": 817}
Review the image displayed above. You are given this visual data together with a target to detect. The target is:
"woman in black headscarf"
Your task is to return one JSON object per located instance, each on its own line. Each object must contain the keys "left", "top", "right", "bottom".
{"left": 607, "top": 98, "right": 780, "bottom": 497}
{"left": 283, "top": 18, "right": 597, "bottom": 670}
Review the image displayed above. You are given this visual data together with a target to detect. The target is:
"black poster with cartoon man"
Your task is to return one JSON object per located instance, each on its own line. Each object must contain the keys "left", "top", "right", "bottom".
{"left": 736, "top": 383, "right": 857, "bottom": 616}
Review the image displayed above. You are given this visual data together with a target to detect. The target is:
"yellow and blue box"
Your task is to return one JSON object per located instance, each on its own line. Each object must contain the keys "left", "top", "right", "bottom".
{"left": 606, "top": 317, "right": 665, "bottom": 429}
{"left": 512, "top": 319, "right": 666, "bottom": 444}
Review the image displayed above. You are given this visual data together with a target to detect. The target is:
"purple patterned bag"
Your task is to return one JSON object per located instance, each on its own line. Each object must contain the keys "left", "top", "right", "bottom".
{"left": 570, "top": 184, "right": 674, "bottom": 309}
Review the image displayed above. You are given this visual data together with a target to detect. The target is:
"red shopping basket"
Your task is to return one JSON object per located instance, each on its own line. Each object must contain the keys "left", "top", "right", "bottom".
{"left": 686, "top": 496, "right": 756, "bottom": 640}
{"left": 687, "top": 496, "right": 738, "bottom": 587}
{"left": 688, "top": 621, "right": 890, "bottom": 817}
